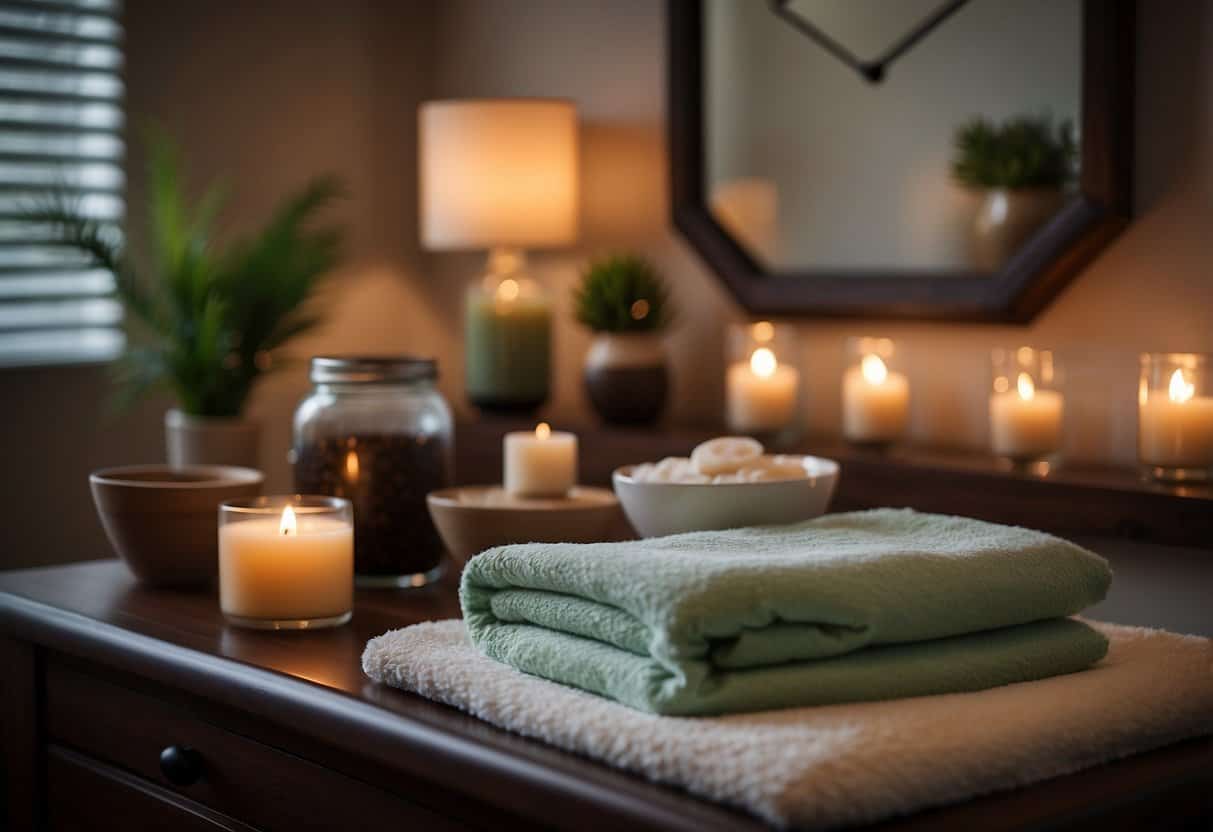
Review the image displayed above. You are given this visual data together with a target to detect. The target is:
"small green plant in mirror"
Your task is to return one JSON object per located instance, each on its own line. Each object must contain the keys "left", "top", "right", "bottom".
{"left": 951, "top": 116, "right": 1077, "bottom": 190}
{"left": 573, "top": 254, "right": 673, "bottom": 333}
{"left": 29, "top": 134, "right": 343, "bottom": 418}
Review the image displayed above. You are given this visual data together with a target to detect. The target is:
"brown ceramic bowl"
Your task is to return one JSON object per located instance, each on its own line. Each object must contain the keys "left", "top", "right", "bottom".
{"left": 89, "top": 464, "right": 263, "bottom": 587}
{"left": 427, "top": 485, "right": 625, "bottom": 568}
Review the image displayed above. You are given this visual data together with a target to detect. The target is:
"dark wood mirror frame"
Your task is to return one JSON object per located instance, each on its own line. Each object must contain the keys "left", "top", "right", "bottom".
{"left": 668, "top": 0, "right": 1134, "bottom": 323}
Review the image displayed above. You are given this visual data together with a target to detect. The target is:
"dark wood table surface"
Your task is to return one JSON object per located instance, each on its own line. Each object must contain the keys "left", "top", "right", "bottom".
{"left": 2, "top": 555, "right": 1211, "bottom": 830}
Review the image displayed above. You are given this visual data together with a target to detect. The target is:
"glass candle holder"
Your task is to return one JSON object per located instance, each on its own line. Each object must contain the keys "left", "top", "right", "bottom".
{"left": 724, "top": 321, "right": 801, "bottom": 439}
{"left": 989, "top": 347, "right": 1064, "bottom": 466}
{"left": 1138, "top": 353, "right": 1213, "bottom": 482}
{"left": 464, "top": 249, "right": 551, "bottom": 413}
{"left": 842, "top": 337, "right": 909, "bottom": 445}
{"left": 219, "top": 496, "right": 354, "bottom": 630}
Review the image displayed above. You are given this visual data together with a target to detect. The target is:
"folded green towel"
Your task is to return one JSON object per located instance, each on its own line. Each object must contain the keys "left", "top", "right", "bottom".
{"left": 460, "top": 508, "right": 1113, "bottom": 715}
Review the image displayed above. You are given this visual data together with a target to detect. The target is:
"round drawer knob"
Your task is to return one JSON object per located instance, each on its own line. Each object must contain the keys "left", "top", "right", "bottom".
{"left": 159, "top": 745, "right": 203, "bottom": 786}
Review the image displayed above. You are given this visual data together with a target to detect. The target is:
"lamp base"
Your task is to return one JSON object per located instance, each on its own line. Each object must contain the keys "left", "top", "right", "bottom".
{"left": 464, "top": 247, "right": 552, "bottom": 415}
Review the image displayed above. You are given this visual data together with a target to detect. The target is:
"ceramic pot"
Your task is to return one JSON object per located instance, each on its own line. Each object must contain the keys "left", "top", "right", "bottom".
{"left": 583, "top": 333, "right": 668, "bottom": 425}
{"left": 165, "top": 409, "right": 260, "bottom": 468}
{"left": 970, "top": 187, "right": 1066, "bottom": 272}
{"left": 90, "top": 464, "right": 263, "bottom": 587}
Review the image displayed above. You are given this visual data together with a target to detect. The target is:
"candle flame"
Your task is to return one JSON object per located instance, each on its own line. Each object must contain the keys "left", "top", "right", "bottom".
{"left": 496, "top": 278, "right": 520, "bottom": 302}
{"left": 751, "top": 321, "right": 775, "bottom": 343}
{"left": 1017, "top": 372, "right": 1036, "bottom": 401}
{"left": 860, "top": 354, "right": 888, "bottom": 385}
{"left": 750, "top": 347, "right": 777, "bottom": 378}
{"left": 345, "top": 450, "right": 359, "bottom": 481}
{"left": 1168, "top": 368, "right": 1195, "bottom": 403}
{"left": 279, "top": 504, "right": 297, "bottom": 537}
{"left": 535, "top": 422, "right": 552, "bottom": 440}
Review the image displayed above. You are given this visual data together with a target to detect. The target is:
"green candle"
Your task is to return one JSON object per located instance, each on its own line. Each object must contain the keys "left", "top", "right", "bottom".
{"left": 465, "top": 283, "right": 551, "bottom": 411}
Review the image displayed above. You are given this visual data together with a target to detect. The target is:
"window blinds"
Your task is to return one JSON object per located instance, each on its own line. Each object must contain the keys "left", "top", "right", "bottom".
{"left": 0, "top": 0, "right": 124, "bottom": 367}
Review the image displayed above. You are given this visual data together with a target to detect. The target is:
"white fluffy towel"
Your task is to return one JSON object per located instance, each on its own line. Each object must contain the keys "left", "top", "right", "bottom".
{"left": 363, "top": 620, "right": 1213, "bottom": 830}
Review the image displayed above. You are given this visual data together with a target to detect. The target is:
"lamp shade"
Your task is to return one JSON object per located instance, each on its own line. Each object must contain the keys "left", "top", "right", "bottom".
{"left": 419, "top": 98, "right": 578, "bottom": 250}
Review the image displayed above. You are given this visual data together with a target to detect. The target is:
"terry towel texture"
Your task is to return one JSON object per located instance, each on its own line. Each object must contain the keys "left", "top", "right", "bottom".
{"left": 363, "top": 620, "right": 1213, "bottom": 830}
{"left": 460, "top": 509, "right": 1112, "bottom": 714}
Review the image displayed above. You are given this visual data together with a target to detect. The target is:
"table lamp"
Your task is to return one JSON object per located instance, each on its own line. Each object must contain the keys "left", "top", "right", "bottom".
{"left": 419, "top": 98, "right": 579, "bottom": 413}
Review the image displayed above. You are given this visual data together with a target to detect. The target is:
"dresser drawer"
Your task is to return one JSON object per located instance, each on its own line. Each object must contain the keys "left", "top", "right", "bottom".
{"left": 45, "top": 658, "right": 465, "bottom": 832}
{"left": 46, "top": 745, "right": 252, "bottom": 832}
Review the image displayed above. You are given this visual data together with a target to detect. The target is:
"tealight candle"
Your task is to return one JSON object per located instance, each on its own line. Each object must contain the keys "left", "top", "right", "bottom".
{"left": 219, "top": 496, "right": 353, "bottom": 630}
{"left": 842, "top": 338, "right": 909, "bottom": 444}
{"left": 989, "top": 347, "right": 1064, "bottom": 464}
{"left": 504, "top": 422, "right": 578, "bottom": 497}
{"left": 1138, "top": 353, "right": 1213, "bottom": 481}
{"left": 725, "top": 322, "right": 800, "bottom": 435}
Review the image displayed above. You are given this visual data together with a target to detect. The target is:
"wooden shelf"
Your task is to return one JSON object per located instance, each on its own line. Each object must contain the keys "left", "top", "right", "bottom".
{"left": 455, "top": 420, "right": 1213, "bottom": 550}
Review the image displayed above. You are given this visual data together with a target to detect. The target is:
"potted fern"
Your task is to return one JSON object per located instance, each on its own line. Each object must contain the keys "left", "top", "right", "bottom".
{"left": 952, "top": 115, "right": 1076, "bottom": 271}
{"left": 573, "top": 254, "right": 673, "bottom": 425}
{"left": 32, "top": 136, "right": 343, "bottom": 467}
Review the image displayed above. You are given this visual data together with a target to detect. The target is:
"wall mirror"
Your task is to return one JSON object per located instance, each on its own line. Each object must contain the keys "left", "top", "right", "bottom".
{"left": 668, "top": 0, "right": 1133, "bottom": 321}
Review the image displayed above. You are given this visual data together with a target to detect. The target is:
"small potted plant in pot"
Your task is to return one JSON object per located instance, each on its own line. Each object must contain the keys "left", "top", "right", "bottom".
{"left": 574, "top": 254, "right": 674, "bottom": 425}
{"left": 952, "top": 115, "right": 1076, "bottom": 271}
{"left": 32, "top": 135, "right": 343, "bottom": 467}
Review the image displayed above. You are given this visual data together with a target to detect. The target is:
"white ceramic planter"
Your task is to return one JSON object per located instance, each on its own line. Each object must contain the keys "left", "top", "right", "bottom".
{"left": 165, "top": 409, "right": 260, "bottom": 469}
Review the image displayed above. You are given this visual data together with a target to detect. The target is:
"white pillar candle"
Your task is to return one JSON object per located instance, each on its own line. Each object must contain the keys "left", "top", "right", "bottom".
{"left": 989, "top": 373, "right": 1064, "bottom": 461}
{"left": 1139, "top": 369, "right": 1213, "bottom": 469}
{"left": 842, "top": 354, "right": 909, "bottom": 443}
{"left": 726, "top": 347, "right": 800, "bottom": 433}
{"left": 504, "top": 422, "right": 577, "bottom": 497}
{"left": 219, "top": 505, "right": 353, "bottom": 625}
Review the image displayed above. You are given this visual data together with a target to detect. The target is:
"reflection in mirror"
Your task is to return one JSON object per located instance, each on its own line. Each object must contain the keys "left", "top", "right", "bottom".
{"left": 705, "top": 0, "right": 1081, "bottom": 275}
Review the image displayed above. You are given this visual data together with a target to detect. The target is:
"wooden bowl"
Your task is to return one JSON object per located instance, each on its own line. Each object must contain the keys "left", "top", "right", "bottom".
{"left": 90, "top": 464, "right": 263, "bottom": 587}
{"left": 427, "top": 486, "right": 624, "bottom": 567}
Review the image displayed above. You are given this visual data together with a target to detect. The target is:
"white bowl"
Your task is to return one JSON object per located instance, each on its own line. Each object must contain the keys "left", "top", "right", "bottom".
{"left": 612, "top": 456, "right": 840, "bottom": 538}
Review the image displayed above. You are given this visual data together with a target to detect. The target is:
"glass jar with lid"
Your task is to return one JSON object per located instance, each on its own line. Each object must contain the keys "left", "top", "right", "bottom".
{"left": 292, "top": 356, "right": 453, "bottom": 587}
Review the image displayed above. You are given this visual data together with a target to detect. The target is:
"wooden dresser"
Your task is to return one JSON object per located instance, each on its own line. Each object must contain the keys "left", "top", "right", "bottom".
{"left": 1, "top": 558, "right": 1211, "bottom": 831}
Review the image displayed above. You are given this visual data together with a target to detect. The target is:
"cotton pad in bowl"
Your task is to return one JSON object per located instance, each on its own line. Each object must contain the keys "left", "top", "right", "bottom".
{"left": 612, "top": 437, "right": 839, "bottom": 537}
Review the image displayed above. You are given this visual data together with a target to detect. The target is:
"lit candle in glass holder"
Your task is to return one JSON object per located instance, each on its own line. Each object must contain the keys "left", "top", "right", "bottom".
{"left": 989, "top": 347, "right": 1064, "bottom": 466}
{"left": 219, "top": 496, "right": 354, "bottom": 630}
{"left": 1138, "top": 353, "right": 1213, "bottom": 481}
{"left": 842, "top": 337, "right": 909, "bottom": 445}
{"left": 725, "top": 321, "right": 800, "bottom": 436}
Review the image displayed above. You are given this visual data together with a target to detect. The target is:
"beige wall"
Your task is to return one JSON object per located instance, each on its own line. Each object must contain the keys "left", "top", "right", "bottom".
{"left": 2, "top": 0, "right": 1211, "bottom": 568}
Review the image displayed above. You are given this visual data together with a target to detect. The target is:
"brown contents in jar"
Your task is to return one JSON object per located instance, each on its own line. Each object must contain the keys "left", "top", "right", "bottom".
{"left": 293, "top": 434, "right": 449, "bottom": 577}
